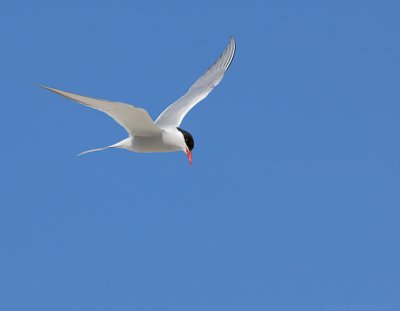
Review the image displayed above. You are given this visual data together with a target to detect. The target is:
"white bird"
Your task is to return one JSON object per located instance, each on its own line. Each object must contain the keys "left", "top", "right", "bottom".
{"left": 40, "top": 36, "right": 236, "bottom": 165}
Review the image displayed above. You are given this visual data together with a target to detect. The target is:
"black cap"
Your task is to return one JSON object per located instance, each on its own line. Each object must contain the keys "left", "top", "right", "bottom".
{"left": 177, "top": 127, "right": 194, "bottom": 151}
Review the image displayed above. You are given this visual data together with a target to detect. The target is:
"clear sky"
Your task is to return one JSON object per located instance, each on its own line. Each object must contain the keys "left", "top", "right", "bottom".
{"left": 1, "top": 1, "right": 399, "bottom": 310}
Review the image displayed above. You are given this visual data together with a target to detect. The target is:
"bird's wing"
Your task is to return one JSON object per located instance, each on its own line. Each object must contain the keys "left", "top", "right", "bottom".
{"left": 155, "top": 36, "right": 236, "bottom": 128}
{"left": 40, "top": 85, "right": 162, "bottom": 137}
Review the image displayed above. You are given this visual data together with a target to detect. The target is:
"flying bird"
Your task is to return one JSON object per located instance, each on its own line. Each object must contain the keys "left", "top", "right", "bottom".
{"left": 40, "top": 36, "right": 236, "bottom": 165}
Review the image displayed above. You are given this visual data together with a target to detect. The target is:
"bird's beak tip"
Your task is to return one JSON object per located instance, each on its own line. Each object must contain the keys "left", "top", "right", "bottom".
{"left": 185, "top": 148, "right": 192, "bottom": 165}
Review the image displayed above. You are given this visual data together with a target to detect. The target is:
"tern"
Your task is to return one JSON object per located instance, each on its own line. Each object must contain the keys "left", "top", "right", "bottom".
{"left": 40, "top": 36, "right": 236, "bottom": 165}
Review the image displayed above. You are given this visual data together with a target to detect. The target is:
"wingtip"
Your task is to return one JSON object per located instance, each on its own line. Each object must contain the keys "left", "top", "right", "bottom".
{"left": 34, "top": 83, "right": 52, "bottom": 91}
{"left": 224, "top": 35, "right": 236, "bottom": 72}
{"left": 33, "top": 82, "right": 45, "bottom": 88}
{"left": 77, "top": 151, "right": 89, "bottom": 157}
{"left": 77, "top": 149, "right": 92, "bottom": 156}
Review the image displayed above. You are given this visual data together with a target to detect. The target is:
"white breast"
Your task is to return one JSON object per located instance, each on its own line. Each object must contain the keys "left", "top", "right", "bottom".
{"left": 128, "top": 128, "right": 185, "bottom": 153}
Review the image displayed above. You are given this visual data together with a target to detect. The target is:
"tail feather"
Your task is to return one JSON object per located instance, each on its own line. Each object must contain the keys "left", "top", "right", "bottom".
{"left": 77, "top": 146, "right": 110, "bottom": 156}
{"left": 77, "top": 138, "right": 131, "bottom": 156}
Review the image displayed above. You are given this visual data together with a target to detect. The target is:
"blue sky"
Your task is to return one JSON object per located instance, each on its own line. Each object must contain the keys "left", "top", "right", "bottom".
{"left": 1, "top": 1, "right": 399, "bottom": 310}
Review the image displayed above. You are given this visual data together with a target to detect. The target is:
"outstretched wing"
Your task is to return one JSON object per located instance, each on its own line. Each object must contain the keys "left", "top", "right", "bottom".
{"left": 155, "top": 36, "right": 236, "bottom": 128}
{"left": 40, "top": 85, "right": 162, "bottom": 137}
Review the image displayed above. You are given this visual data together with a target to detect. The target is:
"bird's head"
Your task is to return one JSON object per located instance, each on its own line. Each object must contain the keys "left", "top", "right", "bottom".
{"left": 177, "top": 127, "right": 194, "bottom": 165}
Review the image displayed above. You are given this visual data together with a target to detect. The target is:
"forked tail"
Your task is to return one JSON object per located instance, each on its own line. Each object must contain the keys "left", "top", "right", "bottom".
{"left": 78, "top": 147, "right": 111, "bottom": 156}
{"left": 77, "top": 138, "right": 131, "bottom": 156}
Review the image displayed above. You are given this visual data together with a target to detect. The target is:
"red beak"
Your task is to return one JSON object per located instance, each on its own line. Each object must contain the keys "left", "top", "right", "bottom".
{"left": 185, "top": 148, "right": 192, "bottom": 165}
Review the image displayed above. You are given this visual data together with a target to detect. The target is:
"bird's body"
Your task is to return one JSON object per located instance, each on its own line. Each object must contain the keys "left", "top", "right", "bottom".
{"left": 40, "top": 36, "right": 235, "bottom": 165}
{"left": 114, "top": 128, "right": 187, "bottom": 153}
